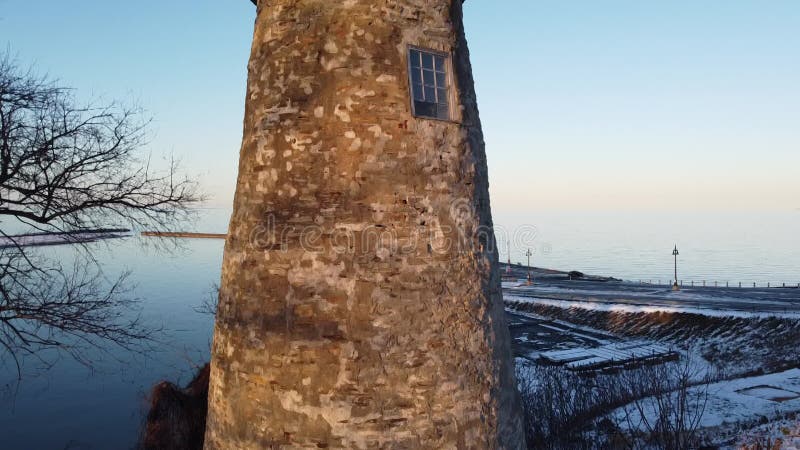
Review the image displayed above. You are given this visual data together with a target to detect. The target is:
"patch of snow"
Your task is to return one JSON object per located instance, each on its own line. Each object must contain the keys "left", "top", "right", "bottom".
{"left": 510, "top": 283, "right": 799, "bottom": 308}
{"left": 737, "top": 386, "right": 800, "bottom": 402}
{"left": 613, "top": 369, "right": 800, "bottom": 431}
{"left": 541, "top": 341, "right": 677, "bottom": 371}
{"left": 506, "top": 294, "right": 800, "bottom": 319}
{"left": 507, "top": 308, "right": 617, "bottom": 340}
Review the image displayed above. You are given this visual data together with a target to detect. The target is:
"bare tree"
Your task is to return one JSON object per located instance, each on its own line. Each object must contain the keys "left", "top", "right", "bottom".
{"left": 0, "top": 53, "right": 200, "bottom": 377}
{"left": 517, "top": 364, "right": 597, "bottom": 449}
{"left": 619, "top": 356, "right": 712, "bottom": 450}
{"left": 193, "top": 283, "right": 219, "bottom": 317}
{"left": 516, "top": 352, "right": 717, "bottom": 449}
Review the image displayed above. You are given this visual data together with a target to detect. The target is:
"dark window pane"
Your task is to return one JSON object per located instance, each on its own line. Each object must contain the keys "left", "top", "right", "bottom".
{"left": 410, "top": 50, "right": 420, "bottom": 68}
{"left": 435, "top": 72, "right": 446, "bottom": 87}
{"left": 415, "top": 101, "right": 437, "bottom": 118}
{"left": 437, "top": 103, "right": 450, "bottom": 120}
{"left": 435, "top": 56, "right": 446, "bottom": 72}
{"left": 409, "top": 49, "right": 451, "bottom": 120}
{"left": 411, "top": 69, "right": 422, "bottom": 85}
{"left": 437, "top": 88, "right": 448, "bottom": 103}
{"left": 422, "top": 69, "right": 435, "bottom": 86}
{"left": 422, "top": 53, "right": 434, "bottom": 69}
{"left": 413, "top": 83, "right": 424, "bottom": 101}
{"left": 424, "top": 86, "right": 436, "bottom": 101}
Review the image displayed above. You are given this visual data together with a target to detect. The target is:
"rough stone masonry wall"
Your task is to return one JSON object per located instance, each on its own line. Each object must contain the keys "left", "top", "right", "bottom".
{"left": 205, "top": 0, "right": 525, "bottom": 448}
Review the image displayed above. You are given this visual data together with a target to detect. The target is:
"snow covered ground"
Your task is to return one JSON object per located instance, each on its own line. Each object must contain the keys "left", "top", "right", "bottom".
{"left": 507, "top": 309, "right": 617, "bottom": 361}
{"left": 612, "top": 369, "right": 800, "bottom": 443}
{"left": 505, "top": 275, "right": 800, "bottom": 318}
{"left": 505, "top": 277, "right": 800, "bottom": 445}
{"left": 506, "top": 293, "right": 800, "bottom": 319}
{"left": 540, "top": 341, "right": 677, "bottom": 371}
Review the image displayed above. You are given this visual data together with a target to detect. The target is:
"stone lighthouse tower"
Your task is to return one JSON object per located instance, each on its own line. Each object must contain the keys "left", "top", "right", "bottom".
{"left": 205, "top": 1, "right": 525, "bottom": 448}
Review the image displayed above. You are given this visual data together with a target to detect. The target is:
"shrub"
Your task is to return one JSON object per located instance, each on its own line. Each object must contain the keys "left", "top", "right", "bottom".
{"left": 140, "top": 364, "right": 210, "bottom": 450}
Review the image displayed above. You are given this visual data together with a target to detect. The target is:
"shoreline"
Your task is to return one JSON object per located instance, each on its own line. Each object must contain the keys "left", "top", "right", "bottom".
{"left": 140, "top": 231, "right": 227, "bottom": 239}
{"left": 0, "top": 229, "right": 131, "bottom": 248}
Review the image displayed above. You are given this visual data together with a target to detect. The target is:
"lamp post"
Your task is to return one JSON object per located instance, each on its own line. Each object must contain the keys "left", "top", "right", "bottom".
{"left": 526, "top": 248, "right": 533, "bottom": 286}
{"left": 672, "top": 245, "right": 680, "bottom": 291}
{"left": 506, "top": 240, "right": 512, "bottom": 275}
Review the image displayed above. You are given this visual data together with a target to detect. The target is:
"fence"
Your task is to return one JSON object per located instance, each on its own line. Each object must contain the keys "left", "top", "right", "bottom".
{"left": 635, "top": 280, "right": 800, "bottom": 289}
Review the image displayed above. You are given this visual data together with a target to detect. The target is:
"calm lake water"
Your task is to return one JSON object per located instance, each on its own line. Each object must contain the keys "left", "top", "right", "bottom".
{"left": 0, "top": 208, "right": 797, "bottom": 449}
{"left": 499, "top": 210, "right": 800, "bottom": 286}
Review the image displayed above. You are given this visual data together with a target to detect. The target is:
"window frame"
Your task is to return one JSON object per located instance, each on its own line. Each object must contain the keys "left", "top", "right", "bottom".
{"left": 406, "top": 45, "right": 456, "bottom": 122}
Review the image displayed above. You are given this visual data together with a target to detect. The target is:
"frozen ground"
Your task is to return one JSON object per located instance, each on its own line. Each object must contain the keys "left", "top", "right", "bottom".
{"left": 504, "top": 273, "right": 800, "bottom": 446}
{"left": 613, "top": 369, "right": 800, "bottom": 443}
{"left": 507, "top": 293, "right": 800, "bottom": 319}
{"left": 506, "top": 310, "right": 615, "bottom": 362}
{"left": 504, "top": 278, "right": 800, "bottom": 316}
{"left": 509, "top": 307, "right": 677, "bottom": 371}
{"left": 540, "top": 341, "right": 677, "bottom": 371}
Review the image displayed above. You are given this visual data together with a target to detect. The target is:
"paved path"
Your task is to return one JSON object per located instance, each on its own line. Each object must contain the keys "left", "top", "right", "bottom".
{"left": 504, "top": 279, "right": 800, "bottom": 314}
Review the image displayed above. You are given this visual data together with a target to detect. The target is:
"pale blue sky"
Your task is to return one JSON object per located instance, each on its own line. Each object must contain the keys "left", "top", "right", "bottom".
{"left": 2, "top": 1, "right": 798, "bottom": 213}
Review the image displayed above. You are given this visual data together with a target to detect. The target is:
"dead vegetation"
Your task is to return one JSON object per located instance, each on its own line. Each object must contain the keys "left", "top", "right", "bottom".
{"left": 517, "top": 356, "right": 713, "bottom": 450}
{"left": 140, "top": 364, "right": 210, "bottom": 450}
{"left": 736, "top": 415, "right": 800, "bottom": 449}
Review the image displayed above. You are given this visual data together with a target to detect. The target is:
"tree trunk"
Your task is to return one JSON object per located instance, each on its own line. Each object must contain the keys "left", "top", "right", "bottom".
{"left": 205, "top": 1, "right": 525, "bottom": 448}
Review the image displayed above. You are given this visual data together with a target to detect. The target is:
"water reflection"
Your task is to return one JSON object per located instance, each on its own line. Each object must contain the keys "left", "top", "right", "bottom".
{"left": 0, "top": 235, "right": 223, "bottom": 449}
{"left": 0, "top": 209, "right": 797, "bottom": 448}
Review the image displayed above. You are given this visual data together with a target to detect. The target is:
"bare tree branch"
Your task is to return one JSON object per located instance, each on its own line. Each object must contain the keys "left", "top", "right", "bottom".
{"left": 0, "top": 53, "right": 201, "bottom": 378}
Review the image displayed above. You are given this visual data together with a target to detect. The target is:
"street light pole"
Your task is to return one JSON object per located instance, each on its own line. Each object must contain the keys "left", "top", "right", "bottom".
{"left": 672, "top": 245, "right": 680, "bottom": 291}
{"left": 506, "top": 240, "right": 512, "bottom": 275}
{"left": 526, "top": 248, "right": 533, "bottom": 286}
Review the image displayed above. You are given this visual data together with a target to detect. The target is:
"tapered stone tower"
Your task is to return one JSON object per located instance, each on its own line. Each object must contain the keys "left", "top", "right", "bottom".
{"left": 205, "top": 1, "right": 525, "bottom": 448}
